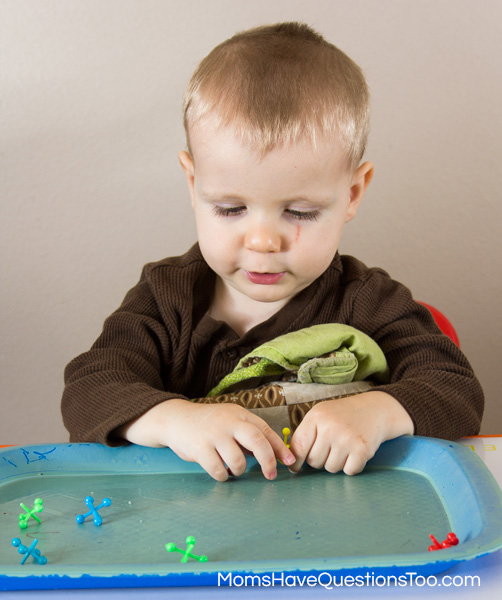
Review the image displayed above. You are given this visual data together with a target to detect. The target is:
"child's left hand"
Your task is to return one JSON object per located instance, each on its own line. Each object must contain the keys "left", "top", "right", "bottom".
{"left": 288, "top": 391, "right": 414, "bottom": 475}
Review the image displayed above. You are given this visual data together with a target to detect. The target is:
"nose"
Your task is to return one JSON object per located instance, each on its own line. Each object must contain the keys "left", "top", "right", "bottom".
{"left": 244, "top": 218, "right": 282, "bottom": 253}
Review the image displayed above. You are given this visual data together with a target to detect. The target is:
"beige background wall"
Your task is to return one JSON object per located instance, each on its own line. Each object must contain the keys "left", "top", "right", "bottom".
{"left": 1, "top": 0, "right": 501, "bottom": 444}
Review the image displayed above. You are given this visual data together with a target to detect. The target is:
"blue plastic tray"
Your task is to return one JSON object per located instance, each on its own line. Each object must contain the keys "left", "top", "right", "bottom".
{"left": 0, "top": 436, "right": 501, "bottom": 590}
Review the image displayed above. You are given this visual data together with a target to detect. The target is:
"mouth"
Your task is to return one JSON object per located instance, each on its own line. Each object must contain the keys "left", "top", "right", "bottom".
{"left": 243, "top": 271, "right": 285, "bottom": 285}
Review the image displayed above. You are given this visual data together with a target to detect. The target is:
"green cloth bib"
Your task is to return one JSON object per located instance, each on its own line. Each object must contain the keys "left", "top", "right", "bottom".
{"left": 207, "top": 324, "right": 389, "bottom": 397}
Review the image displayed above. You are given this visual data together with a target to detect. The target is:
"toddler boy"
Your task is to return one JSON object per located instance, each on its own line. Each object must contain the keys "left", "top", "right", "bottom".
{"left": 62, "top": 23, "right": 483, "bottom": 482}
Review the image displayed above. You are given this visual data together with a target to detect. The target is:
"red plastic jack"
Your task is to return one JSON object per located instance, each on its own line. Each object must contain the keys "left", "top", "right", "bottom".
{"left": 428, "top": 532, "right": 459, "bottom": 551}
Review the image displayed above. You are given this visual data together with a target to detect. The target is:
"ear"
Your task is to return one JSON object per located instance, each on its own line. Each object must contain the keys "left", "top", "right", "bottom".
{"left": 345, "top": 161, "right": 374, "bottom": 223}
{"left": 178, "top": 151, "right": 195, "bottom": 207}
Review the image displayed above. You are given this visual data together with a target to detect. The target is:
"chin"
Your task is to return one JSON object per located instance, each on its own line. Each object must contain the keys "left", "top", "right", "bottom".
{"left": 243, "top": 287, "right": 295, "bottom": 304}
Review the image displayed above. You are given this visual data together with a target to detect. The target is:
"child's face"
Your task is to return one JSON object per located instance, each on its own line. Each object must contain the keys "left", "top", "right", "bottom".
{"left": 180, "top": 116, "right": 373, "bottom": 313}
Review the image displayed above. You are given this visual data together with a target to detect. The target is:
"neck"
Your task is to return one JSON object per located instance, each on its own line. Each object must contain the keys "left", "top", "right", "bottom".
{"left": 208, "top": 278, "right": 288, "bottom": 337}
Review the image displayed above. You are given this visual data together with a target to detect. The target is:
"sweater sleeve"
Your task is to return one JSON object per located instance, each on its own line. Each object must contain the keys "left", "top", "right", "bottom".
{"left": 61, "top": 270, "right": 188, "bottom": 446}
{"left": 349, "top": 269, "right": 484, "bottom": 440}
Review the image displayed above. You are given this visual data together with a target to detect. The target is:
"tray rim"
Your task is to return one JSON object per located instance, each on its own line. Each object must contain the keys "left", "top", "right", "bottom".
{"left": 1, "top": 435, "right": 502, "bottom": 590}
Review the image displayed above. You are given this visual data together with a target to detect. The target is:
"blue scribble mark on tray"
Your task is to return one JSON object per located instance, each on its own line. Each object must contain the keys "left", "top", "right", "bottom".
{"left": 20, "top": 447, "right": 57, "bottom": 465}
{"left": 2, "top": 456, "right": 17, "bottom": 468}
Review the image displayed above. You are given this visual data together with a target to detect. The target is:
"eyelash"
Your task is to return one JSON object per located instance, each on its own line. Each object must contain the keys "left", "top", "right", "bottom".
{"left": 211, "top": 206, "right": 321, "bottom": 222}
{"left": 212, "top": 206, "right": 245, "bottom": 217}
{"left": 287, "top": 209, "right": 321, "bottom": 222}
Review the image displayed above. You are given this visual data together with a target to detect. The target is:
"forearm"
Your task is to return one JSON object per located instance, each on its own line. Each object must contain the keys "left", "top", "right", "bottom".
{"left": 62, "top": 351, "right": 188, "bottom": 445}
{"left": 357, "top": 390, "right": 414, "bottom": 442}
{"left": 115, "top": 398, "right": 189, "bottom": 447}
{"left": 371, "top": 364, "right": 484, "bottom": 440}
{"left": 351, "top": 275, "right": 484, "bottom": 439}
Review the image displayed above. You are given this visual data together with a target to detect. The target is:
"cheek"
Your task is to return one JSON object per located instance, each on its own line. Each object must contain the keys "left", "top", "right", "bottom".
{"left": 294, "top": 222, "right": 344, "bottom": 270}
{"left": 198, "top": 220, "right": 235, "bottom": 261}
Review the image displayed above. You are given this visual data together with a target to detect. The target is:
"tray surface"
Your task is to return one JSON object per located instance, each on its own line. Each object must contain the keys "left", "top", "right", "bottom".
{"left": 1, "top": 436, "right": 501, "bottom": 590}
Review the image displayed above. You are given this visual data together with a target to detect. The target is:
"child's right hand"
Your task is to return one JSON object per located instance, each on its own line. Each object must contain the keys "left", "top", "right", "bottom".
{"left": 117, "top": 399, "right": 296, "bottom": 482}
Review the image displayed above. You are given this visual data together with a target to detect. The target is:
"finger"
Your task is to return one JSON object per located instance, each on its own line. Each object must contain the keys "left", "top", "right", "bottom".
{"left": 343, "top": 443, "right": 375, "bottom": 476}
{"left": 342, "top": 452, "right": 367, "bottom": 476}
{"left": 235, "top": 426, "right": 278, "bottom": 479}
{"left": 305, "top": 443, "right": 330, "bottom": 470}
{"left": 232, "top": 423, "right": 283, "bottom": 480}
{"left": 324, "top": 447, "right": 349, "bottom": 474}
{"left": 288, "top": 424, "right": 317, "bottom": 473}
{"left": 244, "top": 415, "right": 296, "bottom": 467}
{"left": 215, "top": 441, "right": 249, "bottom": 478}
{"left": 196, "top": 447, "right": 231, "bottom": 482}
{"left": 260, "top": 426, "right": 296, "bottom": 467}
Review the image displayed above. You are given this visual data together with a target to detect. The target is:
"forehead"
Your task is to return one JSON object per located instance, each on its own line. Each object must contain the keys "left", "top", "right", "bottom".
{"left": 188, "top": 116, "right": 352, "bottom": 194}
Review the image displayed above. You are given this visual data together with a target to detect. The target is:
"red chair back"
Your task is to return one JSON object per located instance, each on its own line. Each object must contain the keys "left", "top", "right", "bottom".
{"left": 418, "top": 302, "right": 460, "bottom": 347}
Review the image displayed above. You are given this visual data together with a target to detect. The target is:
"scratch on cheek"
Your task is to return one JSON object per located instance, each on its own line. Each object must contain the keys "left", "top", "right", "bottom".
{"left": 295, "top": 224, "right": 301, "bottom": 243}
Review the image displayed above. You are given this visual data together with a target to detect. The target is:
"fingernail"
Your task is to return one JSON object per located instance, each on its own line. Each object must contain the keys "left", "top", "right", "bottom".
{"left": 267, "top": 469, "right": 277, "bottom": 480}
{"left": 283, "top": 453, "right": 295, "bottom": 466}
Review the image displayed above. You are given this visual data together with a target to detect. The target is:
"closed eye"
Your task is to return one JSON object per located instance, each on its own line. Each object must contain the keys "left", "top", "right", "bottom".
{"left": 286, "top": 209, "right": 321, "bottom": 222}
{"left": 212, "top": 205, "right": 246, "bottom": 218}
{"left": 211, "top": 205, "right": 321, "bottom": 221}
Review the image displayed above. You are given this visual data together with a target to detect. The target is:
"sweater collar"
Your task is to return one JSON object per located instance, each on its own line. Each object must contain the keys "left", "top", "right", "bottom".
{"left": 192, "top": 248, "right": 343, "bottom": 349}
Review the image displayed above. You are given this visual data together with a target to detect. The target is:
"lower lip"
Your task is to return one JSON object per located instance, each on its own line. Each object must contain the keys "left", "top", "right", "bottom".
{"left": 243, "top": 271, "right": 285, "bottom": 285}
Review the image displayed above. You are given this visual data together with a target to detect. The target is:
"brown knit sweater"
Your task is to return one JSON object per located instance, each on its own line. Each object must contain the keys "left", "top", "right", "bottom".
{"left": 62, "top": 244, "right": 484, "bottom": 445}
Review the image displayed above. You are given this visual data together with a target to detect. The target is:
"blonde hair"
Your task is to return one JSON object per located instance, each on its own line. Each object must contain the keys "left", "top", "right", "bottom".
{"left": 183, "top": 22, "right": 370, "bottom": 170}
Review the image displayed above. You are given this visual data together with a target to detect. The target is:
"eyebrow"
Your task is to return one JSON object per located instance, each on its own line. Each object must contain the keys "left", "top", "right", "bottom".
{"left": 200, "top": 191, "right": 246, "bottom": 202}
{"left": 200, "top": 191, "right": 333, "bottom": 206}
